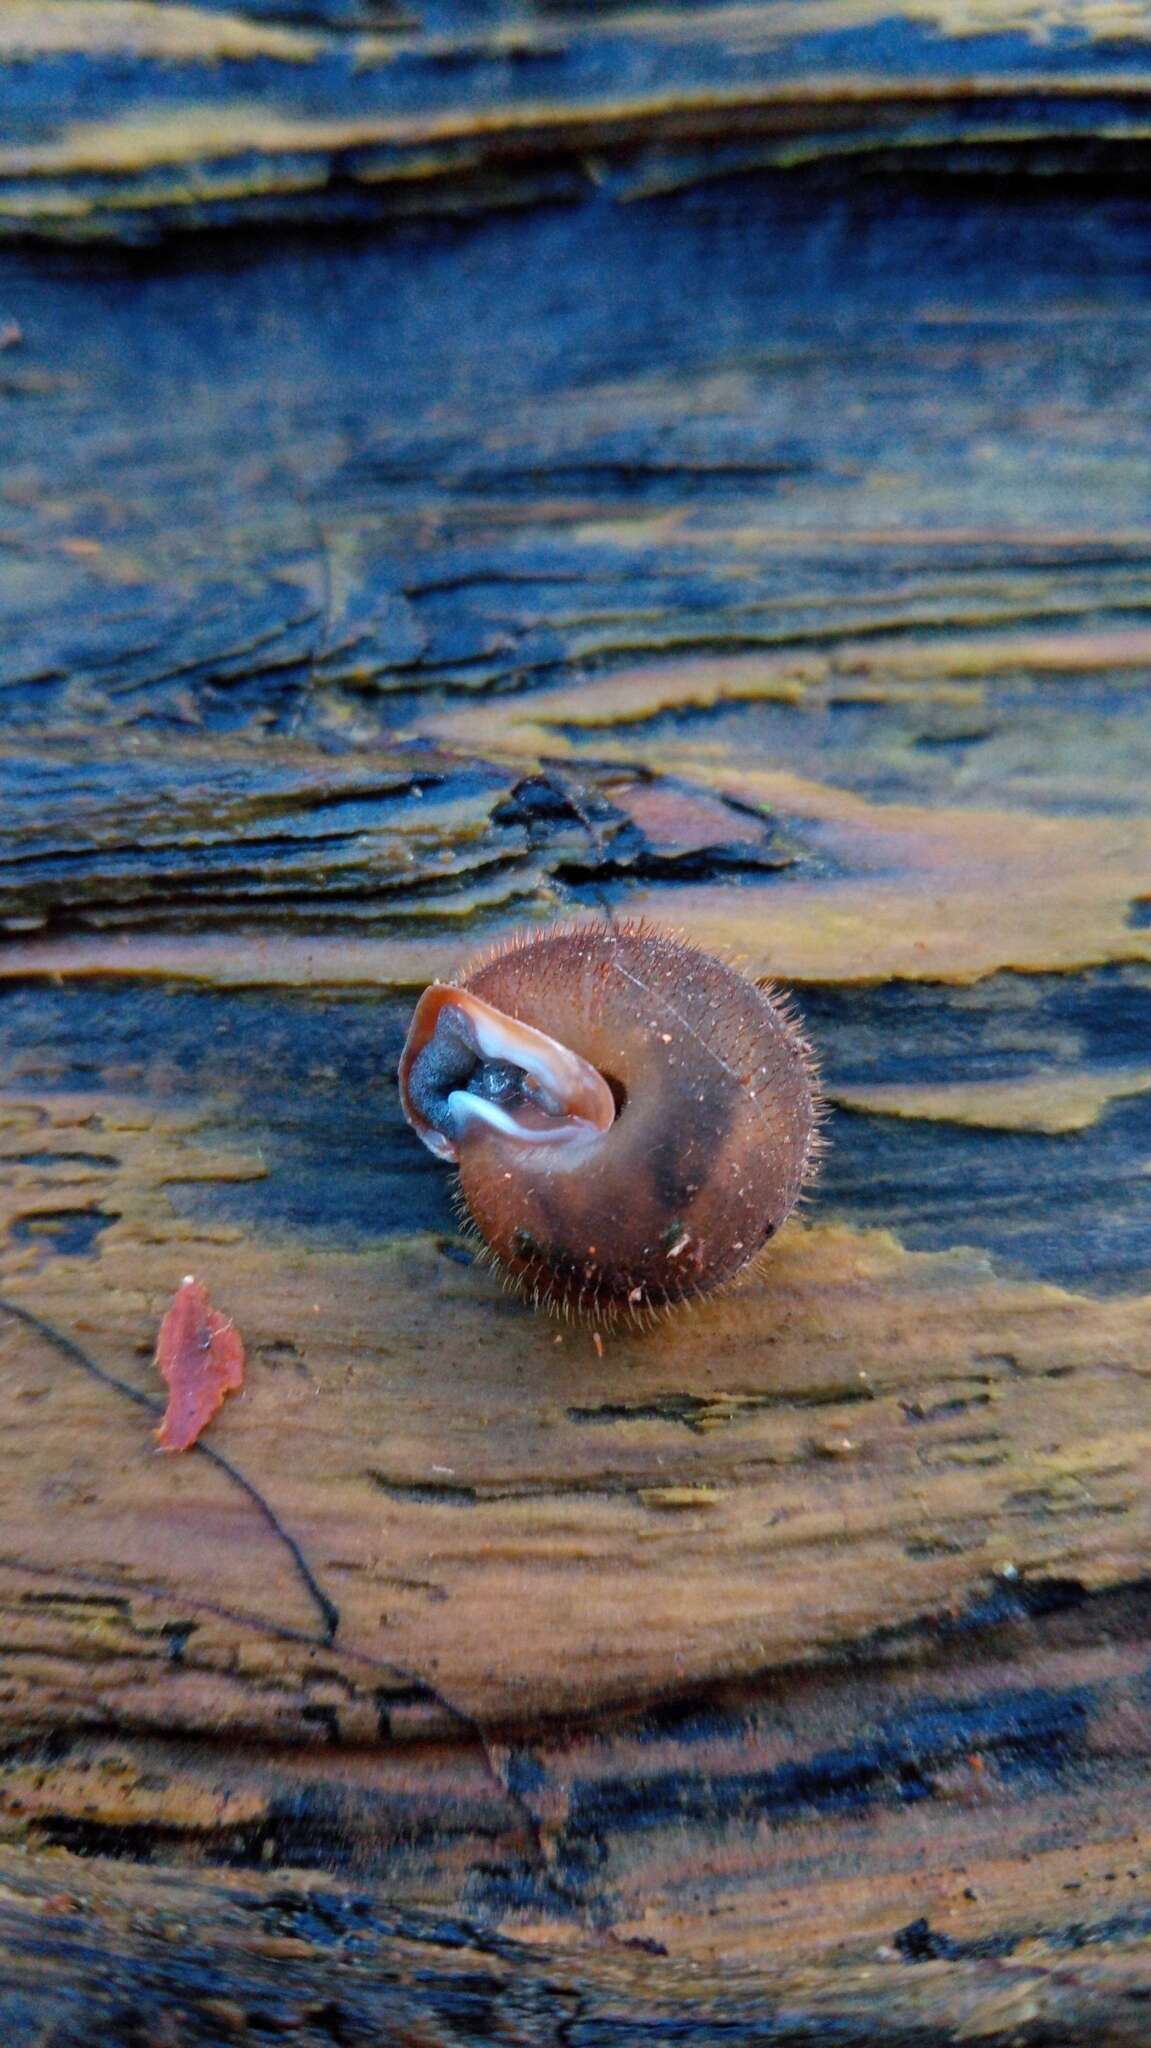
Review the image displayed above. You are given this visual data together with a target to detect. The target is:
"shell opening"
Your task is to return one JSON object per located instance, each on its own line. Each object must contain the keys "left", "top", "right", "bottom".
{"left": 399, "top": 984, "right": 616, "bottom": 1163}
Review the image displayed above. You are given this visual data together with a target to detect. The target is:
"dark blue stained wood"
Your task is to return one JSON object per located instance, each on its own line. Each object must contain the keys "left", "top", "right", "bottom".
{"left": 4, "top": 2, "right": 1151, "bottom": 241}
{"left": 2, "top": 14, "right": 1151, "bottom": 2039}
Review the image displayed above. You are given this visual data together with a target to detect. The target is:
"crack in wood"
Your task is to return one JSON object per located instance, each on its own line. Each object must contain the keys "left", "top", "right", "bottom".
{"left": 0, "top": 1294, "right": 339, "bottom": 1643}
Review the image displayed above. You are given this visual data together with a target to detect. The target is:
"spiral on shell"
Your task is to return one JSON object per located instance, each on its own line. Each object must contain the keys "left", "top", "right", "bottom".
{"left": 399, "top": 921, "right": 822, "bottom": 1323}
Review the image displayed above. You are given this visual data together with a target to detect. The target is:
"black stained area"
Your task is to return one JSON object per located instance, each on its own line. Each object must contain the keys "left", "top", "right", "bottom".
{"left": 554, "top": 660, "right": 1151, "bottom": 822}
{"left": 0, "top": 756, "right": 503, "bottom": 940}
{"left": 0, "top": 753, "right": 800, "bottom": 942}
{"left": 470, "top": 1582, "right": 1151, "bottom": 1903}
{"left": 3, "top": 968, "right": 1151, "bottom": 1294}
{"left": 567, "top": 1381, "right": 876, "bottom": 1429}
{"left": 0, "top": 980, "right": 447, "bottom": 1246}
{"left": 7, "top": 1206, "right": 119, "bottom": 1258}
{"left": 534, "top": 1681, "right": 1097, "bottom": 1871}
{"left": 524, "top": 1671, "right": 1097, "bottom": 1867}
{"left": 7, "top": 184, "right": 1151, "bottom": 743}
{"left": 805, "top": 965, "right": 1151, "bottom": 1296}
{"left": 3, "top": 185, "right": 1151, "bottom": 1302}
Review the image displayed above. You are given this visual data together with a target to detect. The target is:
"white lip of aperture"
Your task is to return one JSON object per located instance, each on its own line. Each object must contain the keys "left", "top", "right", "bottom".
{"left": 446, "top": 1089, "right": 603, "bottom": 1145}
{"left": 399, "top": 980, "right": 616, "bottom": 1161}
{"left": 463, "top": 999, "right": 612, "bottom": 1127}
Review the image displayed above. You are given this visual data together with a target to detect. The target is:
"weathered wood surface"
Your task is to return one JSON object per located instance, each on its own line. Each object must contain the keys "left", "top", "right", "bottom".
{"left": 3, "top": 4, "right": 1151, "bottom": 2040}
{"left": 6, "top": 0, "right": 1151, "bottom": 243}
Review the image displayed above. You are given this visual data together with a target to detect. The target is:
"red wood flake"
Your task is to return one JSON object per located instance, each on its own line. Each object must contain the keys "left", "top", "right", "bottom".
{"left": 153, "top": 1275, "right": 245, "bottom": 1452}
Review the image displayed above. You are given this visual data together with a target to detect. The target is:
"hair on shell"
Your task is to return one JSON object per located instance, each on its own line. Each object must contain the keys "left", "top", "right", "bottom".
{"left": 401, "top": 918, "right": 824, "bottom": 1329}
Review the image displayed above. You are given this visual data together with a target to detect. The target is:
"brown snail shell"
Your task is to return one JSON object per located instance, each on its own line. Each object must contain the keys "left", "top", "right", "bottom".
{"left": 399, "top": 921, "right": 821, "bottom": 1323}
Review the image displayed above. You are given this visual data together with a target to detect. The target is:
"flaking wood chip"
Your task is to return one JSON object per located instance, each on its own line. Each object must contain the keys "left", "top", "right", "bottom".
{"left": 154, "top": 1275, "right": 245, "bottom": 1453}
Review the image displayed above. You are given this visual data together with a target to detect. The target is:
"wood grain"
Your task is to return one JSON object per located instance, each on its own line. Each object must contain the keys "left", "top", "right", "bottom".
{"left": 3, "top": 14, "right": 1151, "bottom": 2035}
{"left": 3, "top": 0, "right": 1151, "bottom": 241}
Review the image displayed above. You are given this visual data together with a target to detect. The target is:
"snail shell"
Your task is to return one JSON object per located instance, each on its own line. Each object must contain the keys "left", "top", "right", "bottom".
{"left": 399, "top": 921, "right": 821, "bottom": 1322}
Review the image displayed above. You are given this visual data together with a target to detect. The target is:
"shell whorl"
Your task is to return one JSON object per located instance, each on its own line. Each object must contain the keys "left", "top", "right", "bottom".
{"left": 399, "top": 920, "right": 822, "bottom": 1324}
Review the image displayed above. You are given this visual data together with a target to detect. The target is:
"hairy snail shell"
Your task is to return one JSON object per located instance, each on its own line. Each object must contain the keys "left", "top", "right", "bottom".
{"left": 399, "top": 921, "right": 821, "bottom": 1322}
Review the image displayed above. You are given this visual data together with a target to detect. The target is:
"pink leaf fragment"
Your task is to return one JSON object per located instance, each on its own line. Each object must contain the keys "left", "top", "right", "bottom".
{"left": 153, "top": 1275, "right": 245, "bottom": 1453}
